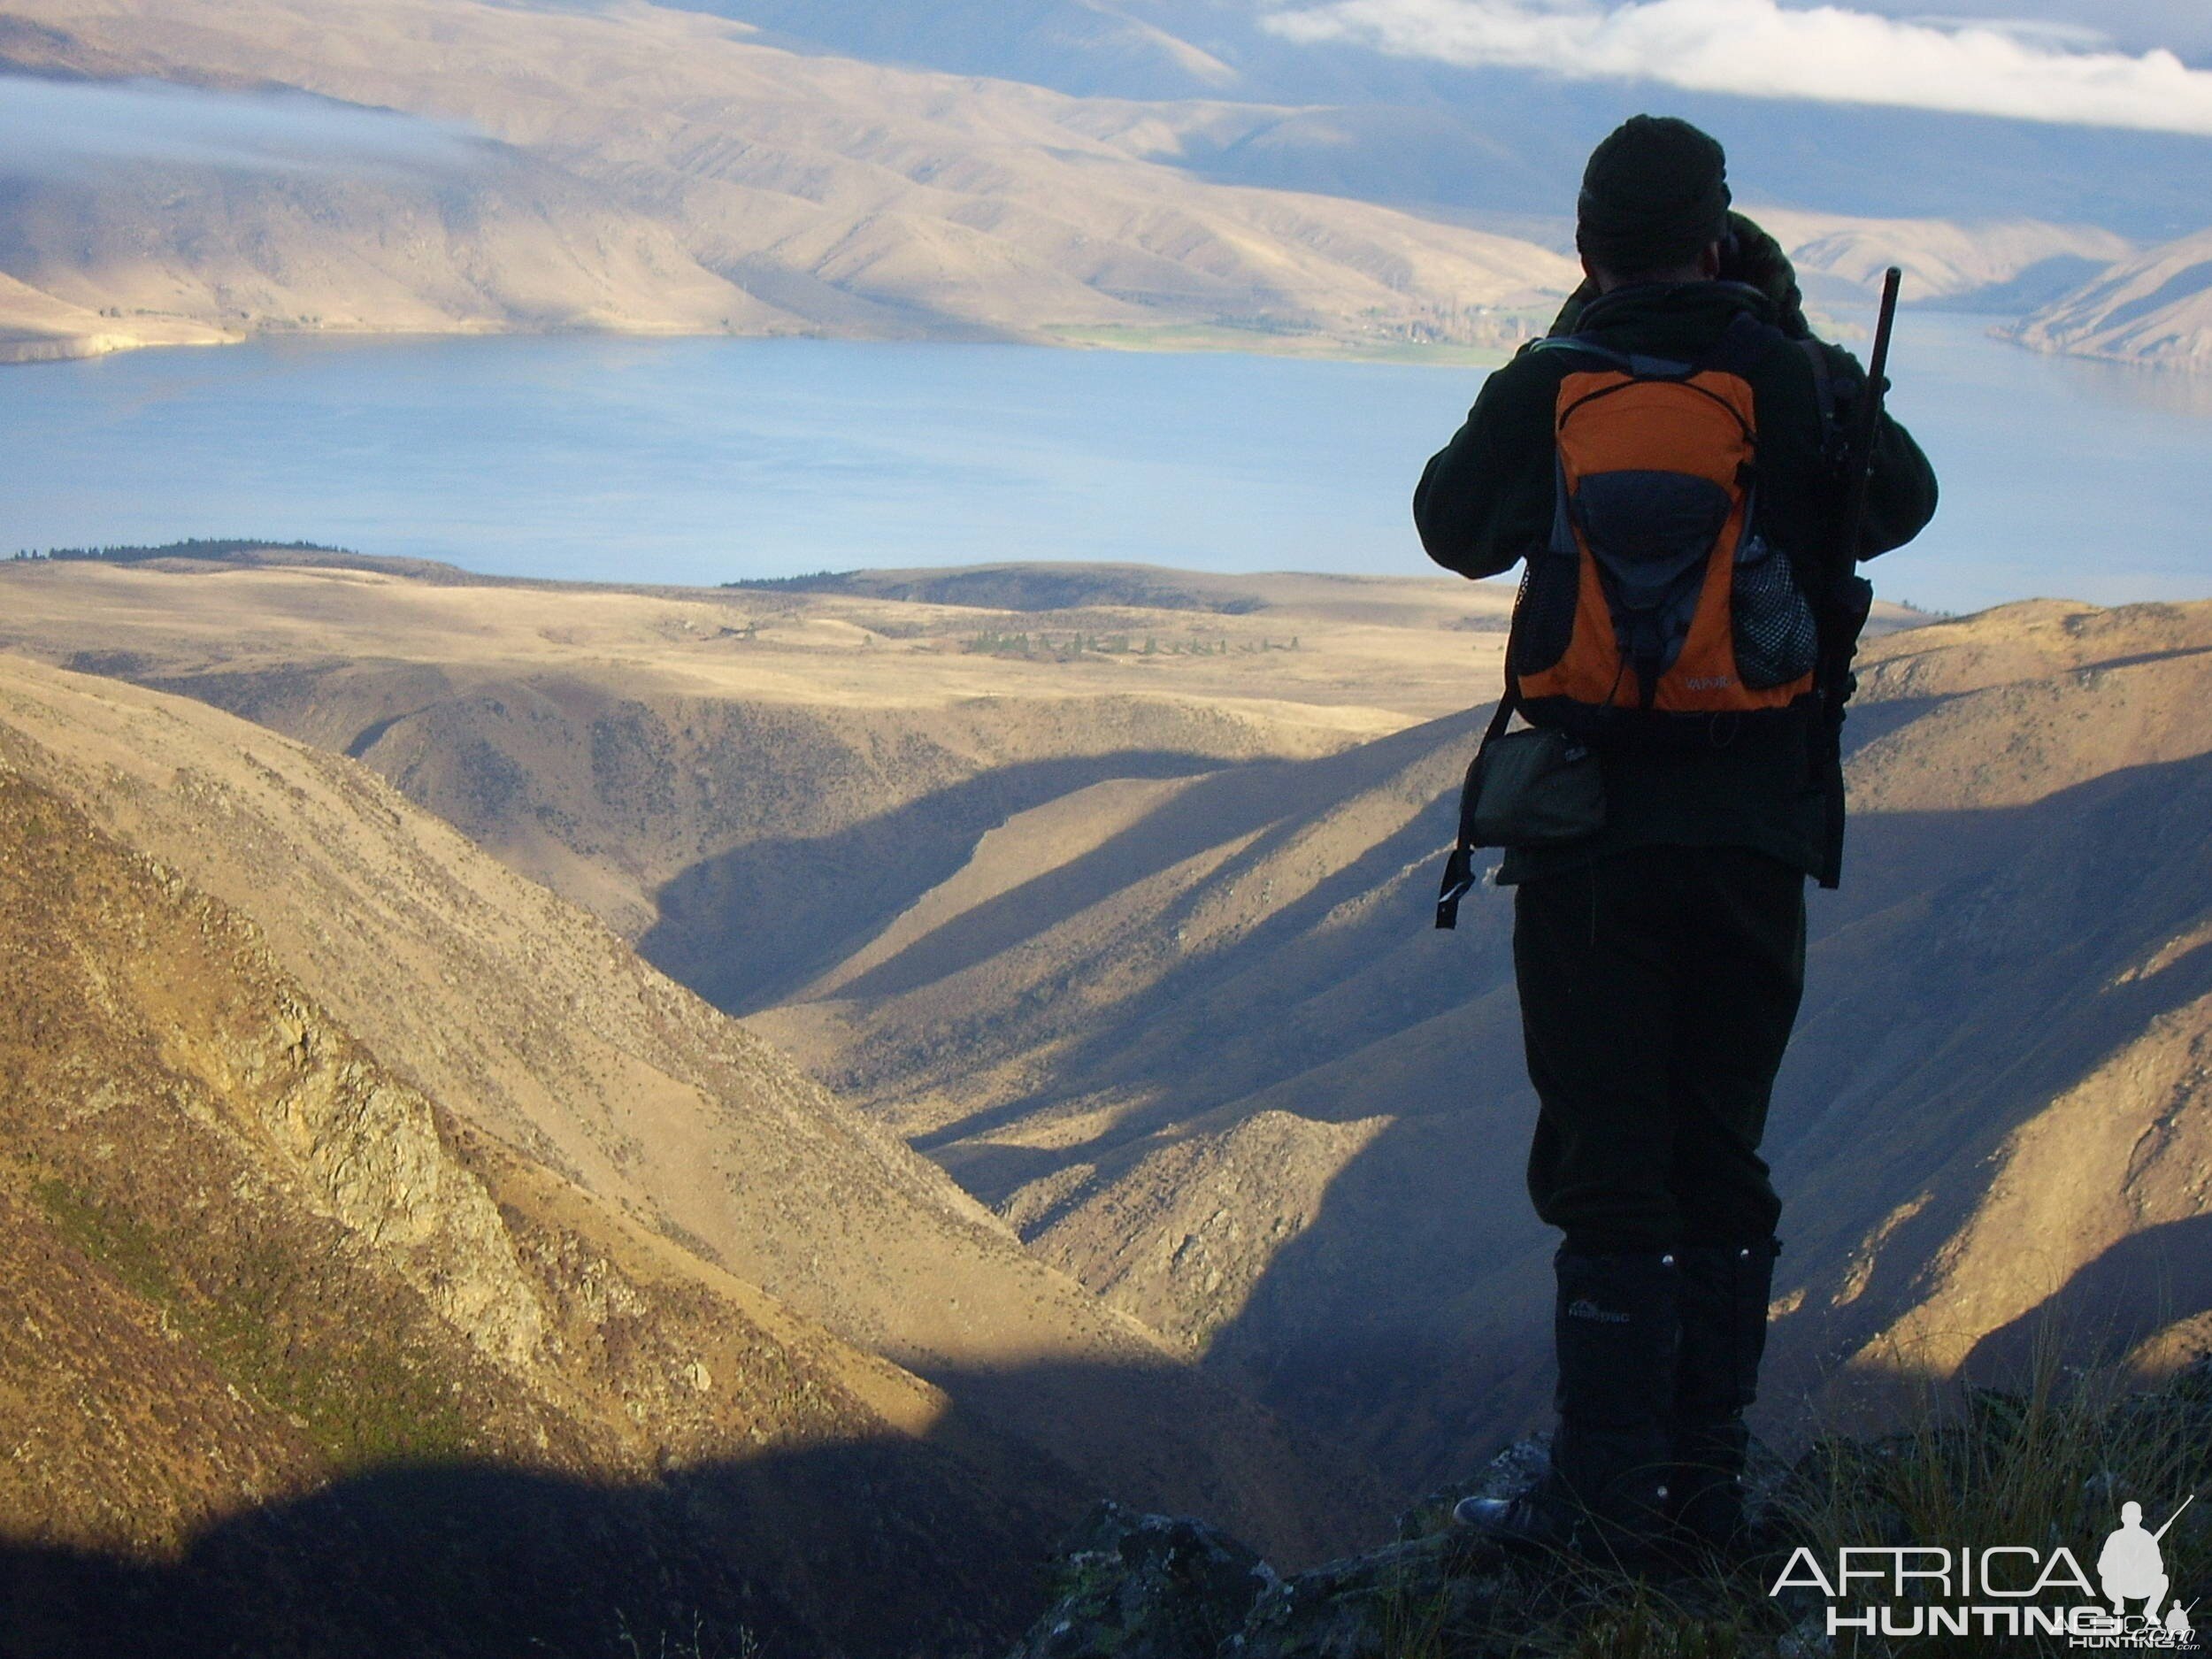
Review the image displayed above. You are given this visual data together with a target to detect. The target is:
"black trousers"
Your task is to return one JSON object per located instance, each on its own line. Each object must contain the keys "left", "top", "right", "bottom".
{"left": 1511, "top": 846, "right": 1804, "bottom": 1256}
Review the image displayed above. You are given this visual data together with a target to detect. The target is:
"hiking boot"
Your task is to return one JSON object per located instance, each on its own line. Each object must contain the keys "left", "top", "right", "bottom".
{"left": 1451, "top": 1477, "right": 1576, "bottom": 1552}
{"left": 1455, "top": 1250, "right": 1680, "bottom": 1567}
{"left": 1671, "top": 1240, "right": 1778, "bottom": 1554}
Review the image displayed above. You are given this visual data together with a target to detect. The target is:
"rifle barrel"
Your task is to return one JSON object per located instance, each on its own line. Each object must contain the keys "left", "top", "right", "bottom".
{"left": 2155, "top": 1493, "right": 2195, "bottom": 1541}
{"left": 1837, "top": 266, "right": 1902, "bottom": 562}
{"left": 1862, "top": 267, "right": 1902, "bottom": 424}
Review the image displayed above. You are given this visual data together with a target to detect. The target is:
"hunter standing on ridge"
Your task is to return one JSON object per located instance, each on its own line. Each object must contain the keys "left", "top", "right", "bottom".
{"left": 1414, "top": 115, "right": 1937, "bottom": 1563}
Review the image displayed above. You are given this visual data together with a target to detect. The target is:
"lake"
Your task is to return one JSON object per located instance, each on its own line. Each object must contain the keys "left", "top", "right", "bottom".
{"left": 5, "top": 315, "right": 2208, "bottom": 613}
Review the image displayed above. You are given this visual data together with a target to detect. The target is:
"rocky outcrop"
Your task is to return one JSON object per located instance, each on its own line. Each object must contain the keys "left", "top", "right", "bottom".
{"left": 1009, "top": 1448, "right": 1543, "bottom": 1659}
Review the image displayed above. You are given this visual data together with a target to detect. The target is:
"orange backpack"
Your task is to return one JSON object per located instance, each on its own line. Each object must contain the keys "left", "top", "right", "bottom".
{"left": 1509, "top": 313, "right": 1821, "bottom": 733}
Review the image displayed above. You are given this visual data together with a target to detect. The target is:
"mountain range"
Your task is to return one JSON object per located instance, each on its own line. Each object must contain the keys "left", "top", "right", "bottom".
{"left": 666, "top": 0, "right": 2212, "bottom": 235}
{"left": 0, "top": 0, "right": 1575, "bottom": 360}
{"left": 5, "top": 549, "right": 2205, "bottom": 1525}
{"left": 3, "top": 0, "right": 2210, "bottom": 365}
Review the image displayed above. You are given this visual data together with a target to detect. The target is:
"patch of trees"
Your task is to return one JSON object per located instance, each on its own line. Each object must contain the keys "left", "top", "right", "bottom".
{"left": 15, "top": 538, "right": 347, "bottom": 563}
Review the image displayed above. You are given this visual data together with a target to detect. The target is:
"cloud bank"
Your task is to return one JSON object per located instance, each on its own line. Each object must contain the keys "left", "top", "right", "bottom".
{"left": 0, "top": 75, "right": 484, "bottom": 180}
{"left": 1260, "top": 0, "right": 2212, "bottom": 134}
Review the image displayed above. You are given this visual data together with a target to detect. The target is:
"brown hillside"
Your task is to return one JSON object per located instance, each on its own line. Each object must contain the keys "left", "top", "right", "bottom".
{"left": 2, "top": 0, "right": 1575, "bottom": 355}
{"left": 0, "top": 647, "right": 1383, "bottom": 1573}
{"left": 0, "top": 272, "right": 232, "bottom": 365}
{"left": 744, "top": 596, "right": 2212, "bottom": 1481}
{"left": 13, "top": 556, "right": 2194, "bottom": 1503}
{"left": 0, "top": 750, "right": 1079, "bottom": 1655}
{"left": 2010, "top": 229, "right": 2212, "bottom": 368}
{"left": 766, "top": 596, "right": 2212, "bottom": 1485}
{"left": 0, "top": 556, "right": 1494, "bottom": 1004}
{"left": 0, "top": 137, "right": 780, "bottom": 346}
{"left": 1747, "top": 210, "right": 2131, "bottom": 305}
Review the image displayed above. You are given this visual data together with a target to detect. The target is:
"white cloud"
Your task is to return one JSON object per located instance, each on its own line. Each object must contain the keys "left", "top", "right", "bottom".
{"left": 1260, "top": 0, "right": 2212, "bottom": 134}
{"left": 1906, "top": 16, "right": 2108, "bottom": 51}
{"left": 0, "top": 76, "right": 484, "bottom": 180}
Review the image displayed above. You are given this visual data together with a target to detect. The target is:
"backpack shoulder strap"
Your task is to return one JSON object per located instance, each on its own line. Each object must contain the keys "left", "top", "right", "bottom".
{"left": 1435, "top": 582, "right": 1528, "bottom": 930}
{"left": 1525, "top": 334, "right": 1695, "bottom": 380}
{"left": 1797, "top": 337, "right": 1844, "bottom": 456}
{"left": 1797, "top": 336, "right": 1837, "bottom": 427}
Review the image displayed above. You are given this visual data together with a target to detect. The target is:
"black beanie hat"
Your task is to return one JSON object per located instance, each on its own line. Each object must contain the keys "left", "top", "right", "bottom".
{"left": 1576, "top": 115, "right": 1732, "bottom": 276}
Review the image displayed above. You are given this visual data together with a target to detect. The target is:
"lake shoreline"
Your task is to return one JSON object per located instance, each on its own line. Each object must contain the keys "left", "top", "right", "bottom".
{"left": 11, "top": 304, "right": 2200, "bottom": 379}
{"left": 0, "top": 315, "right": 1531, "bottom": 373}
{"left": 7, "top": 319, "right": 2208, "bottom": 612}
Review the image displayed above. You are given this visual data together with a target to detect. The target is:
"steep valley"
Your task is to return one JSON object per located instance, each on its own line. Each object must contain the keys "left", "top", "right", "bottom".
{"left": 6, "top": 551, "right": 2207, "bottom": 1519}
{"left": 0, "top": 636, "right": 1387, "bottom": 1652}
{"left": 8, "top": 0, "right": 2212, "bottom": 1641}
{"left": 0, "top": 718, "right": 1068, "bottom": 1655}
{"left": 775, "top": 595, "right": 2212, "bottom": 1482}
{"left": 0, "top": 553, "right": 1507, "bottom": 1002}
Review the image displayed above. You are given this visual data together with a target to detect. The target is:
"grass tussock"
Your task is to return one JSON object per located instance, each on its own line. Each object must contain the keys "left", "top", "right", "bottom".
{"left": 612, "top": 1609, "right": 758, "bottom": 1659}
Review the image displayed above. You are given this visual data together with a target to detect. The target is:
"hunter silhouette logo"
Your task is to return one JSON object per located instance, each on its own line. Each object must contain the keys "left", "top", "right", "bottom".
{"left": 2091, "top": 1498, "right": 2197, "bottom": 1649}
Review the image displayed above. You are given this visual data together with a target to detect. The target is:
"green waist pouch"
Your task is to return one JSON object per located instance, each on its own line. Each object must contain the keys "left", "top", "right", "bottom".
{"left": 1462, "top": 727, "right": 1605, "bottom": 849}
{"left": 1434, "top": 717, "right": 1605, "bottom": 929}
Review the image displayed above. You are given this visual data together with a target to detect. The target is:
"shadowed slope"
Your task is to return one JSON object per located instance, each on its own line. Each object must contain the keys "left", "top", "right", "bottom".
{"left": 0, "top": 553, "right": 1479, "bottom": 981}
{"left": 9, "top": 556, "right": 2193, "bottom": 1496}
{"left": 0, "top": 757, "right": 1088, "bottom": 1655}
{"left": 746, "top": 600, "right": 2212, "bottom": 1484}
{"left": 2013, "top": 229, "right": 2212, "bottom": 367}
{"left": 0, "top": 651, "right": 1383, "bottom": 1564}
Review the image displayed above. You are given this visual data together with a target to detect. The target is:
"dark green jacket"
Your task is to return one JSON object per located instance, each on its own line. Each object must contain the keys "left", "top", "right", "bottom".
{"left": 1415, "top": 279, "right": 1939, "bottom": 883}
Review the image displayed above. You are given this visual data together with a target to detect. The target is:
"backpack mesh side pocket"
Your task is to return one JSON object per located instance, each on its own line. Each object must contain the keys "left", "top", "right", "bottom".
{"left": 1732, "top": 534, "right": 1818, "bottom": 688}
{"left": 1514, "top": 457, "right": 1586, "bottom": 680}
{"left": 1513, "top": 549, "right": 1580, "bottom": 679}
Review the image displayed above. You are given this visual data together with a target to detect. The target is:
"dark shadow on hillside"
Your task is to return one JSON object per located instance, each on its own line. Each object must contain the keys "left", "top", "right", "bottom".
{"left": 0, "top": 1405, "right": 1077, "bottom": 1659}
{"left": 0, "top": 1348, "right": 1402, "bottom": 1659}
{"left": 1833, "top": 693, "right": 1952, "bottom": 756}
{"left": 725, "top": 668, "right": 2138, "bottom": 1052}
{"left": 638, "top": 749, "right": 1239, "bottom": 1014}
{"left": 1010, "top": 749, "right": 2212, "bottom": 1488}
{"left": 1958, "top": 1215, "right": 2212, "bottom": 1384}
{"left": 23, "top": 733, "right": 2211, "bottom": 1659}
{"left": 897, "top": 728, "right": 1496, "bottom": 1155}
{"left": 857, "top": 708, "right": 1485, "bottom": 1017}
{"left": 635, "top": 704, "right": 2210, "bottom": 1512}
{"left": 1750, "top": 754, "right": 2212, "bottom": 1397}
{"left": 903, "top": 746, "right": 1494, "bottom": 1159}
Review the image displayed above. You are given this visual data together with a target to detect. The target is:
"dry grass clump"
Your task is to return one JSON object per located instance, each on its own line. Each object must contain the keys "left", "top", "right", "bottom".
{"left": 1429, "top": 1343, "right": 2212, "bottom": 1658}
{"left": 1769, "top": 1348, "right": 2212, "bottom": 1657}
